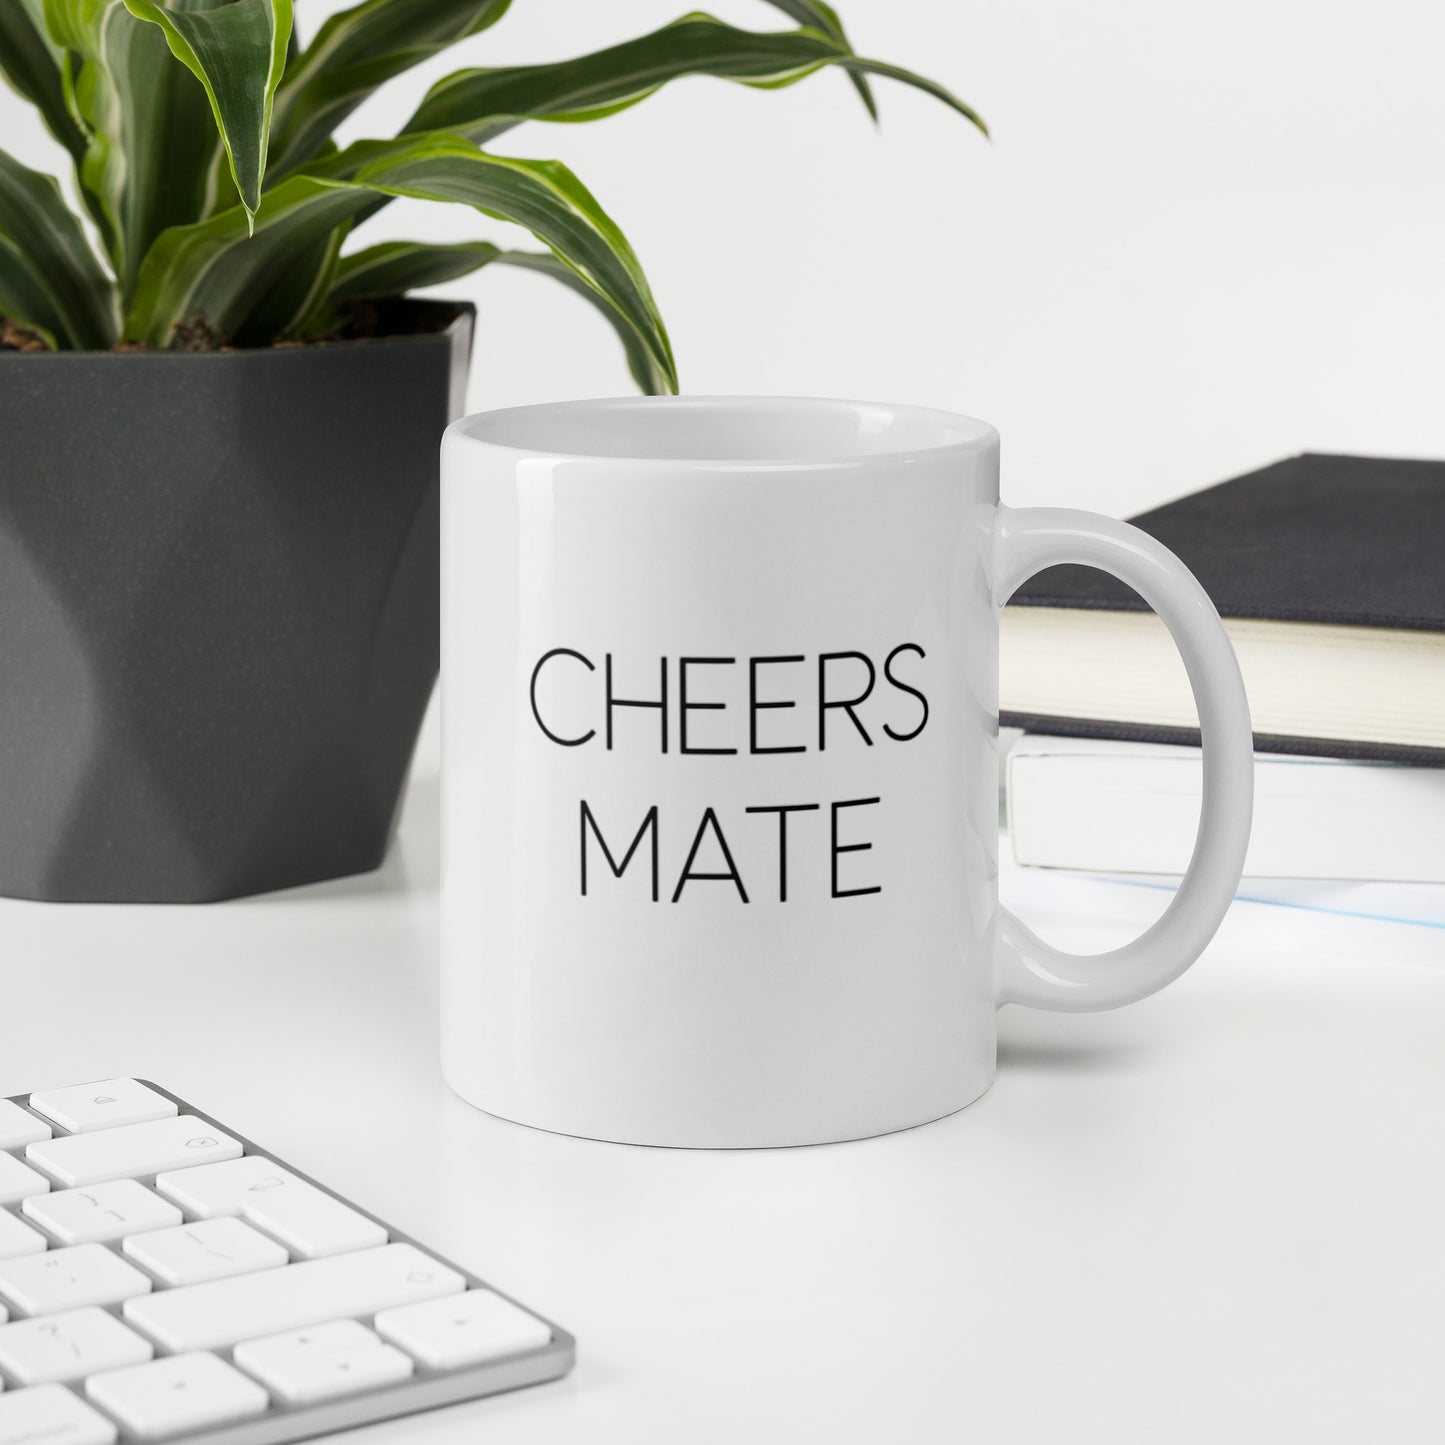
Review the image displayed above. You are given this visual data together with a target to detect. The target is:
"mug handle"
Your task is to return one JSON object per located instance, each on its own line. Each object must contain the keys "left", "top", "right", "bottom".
{"left": 993, "top": 505, "right": 1254, "bottom": 1011}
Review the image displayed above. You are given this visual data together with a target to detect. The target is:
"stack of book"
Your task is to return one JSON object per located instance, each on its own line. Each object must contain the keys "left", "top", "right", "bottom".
{"left": 1002, "top": 452, "right": 1445, "bottom": 883}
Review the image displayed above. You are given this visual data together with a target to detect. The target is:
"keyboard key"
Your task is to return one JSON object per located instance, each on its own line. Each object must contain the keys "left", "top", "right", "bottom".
{"left": 23, "top": 1181, "right": 181, "bottom": 1246}
{"left": 0, "top": 1101, "right": 50, "bottom": 1151}
{"left": 233, "top": 1318, "right": 378, "bottom": 1371}
{"left": 86, "top": 1352, "right": 268, "bottom": 1440}
{"left": 28, "top": 1080, "right": 176, "bottom": 1135}
{"left": 0, "top": 1384, "right": 117, "bottom": 1445}
{"left": 376, "top": 1290, "right": 553, "bottom": 1370}
{"left": 0, "top": 1306, "right": 153, "bottom": 1384}
{"left": 0, "top": 1211, "right": 46, "bottom": 1260}
{"left": 0, "top": 1155, "right": 50, "bottom": 1207}
{"left": 157, "top": 1156, "right": 386, "bottom": 1259}
{"left": 0, "top": 1244, "right": 153, "bottom": 1317}
{"left": 123, "top": 1218, "right": 288, "bottom": 1286}
{"left": 26, "top": 1116, "right": 241, "bottom": 1188}
{"left": 124, "top": 1243, "right": 464, "bottom": 1352}
{"left": 235, "top": 1322, "right": 414, "bottom": 1405}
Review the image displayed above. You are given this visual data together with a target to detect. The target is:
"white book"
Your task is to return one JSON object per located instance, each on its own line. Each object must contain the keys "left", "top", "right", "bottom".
{"left": 1006, "top": 734, "right": 1445, "bottom": 883}
{"left": 1001, "top": 606, "right": 1445, "bottom": 756}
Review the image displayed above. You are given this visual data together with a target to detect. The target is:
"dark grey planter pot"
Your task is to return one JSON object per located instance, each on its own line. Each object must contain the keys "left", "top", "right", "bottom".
{"left": 0, "top": 300, "right": 473, "bottom": 903}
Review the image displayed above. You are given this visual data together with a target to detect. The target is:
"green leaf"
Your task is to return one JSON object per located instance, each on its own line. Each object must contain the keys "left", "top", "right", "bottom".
{"left": 836, "top": 56, "right": 986, "bottom": 136}
{"left": 487, "top": 250, "right": 674, "bottom": 396}
{"left": 0, "top": 237, "right": 63, "bottom": 348}
{"left": 329, "top": 239, "right": 501, "bottom": 300}
{"left": 327, "top": 240, "right": 673, "bottom": 393}
{"left": 124, "top": 134, "right": 676, "bottom": 392}
{"left": 44, "top": 0, "right": 236, "bottom": 296}
{"left": 0, "top": 0, "right": 88, "bottom": 158}
{"left": 125, "top": 175, "right": 361, "bottom": 346}
{"left": 0, "top": 148, "right": 118, "bottom": 349}
{"left": 757, "top": 0, "right": 876, "bottom": 119}
{"left": 122, "top": 0, "right": 293, "bottom": 226}
{"left": 335, "top": 137, "right": 675, "bottom": 388}
{"left": 403, "top": 12, "right": 985, "bottom": 143}
{"left": 269, "top": 0, "right": 511, "bottom": 176}
{"left": 245, "top": 222, "right": 347, "bottom": 345}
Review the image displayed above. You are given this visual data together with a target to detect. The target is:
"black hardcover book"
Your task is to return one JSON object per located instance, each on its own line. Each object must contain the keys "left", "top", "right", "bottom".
{"left": 1000, "top": 453, "right": 1445, "bottom": 764}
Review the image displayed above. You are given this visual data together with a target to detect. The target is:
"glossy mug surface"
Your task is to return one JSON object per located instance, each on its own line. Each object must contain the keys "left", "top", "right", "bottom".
{"left": 441, "top": 398, "right": 1252, "bottom": 1147}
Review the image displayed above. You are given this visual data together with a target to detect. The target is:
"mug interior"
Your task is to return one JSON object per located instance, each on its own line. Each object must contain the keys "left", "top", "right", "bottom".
{"left": 451, "top": 396, "right": 996, "bottom": 466}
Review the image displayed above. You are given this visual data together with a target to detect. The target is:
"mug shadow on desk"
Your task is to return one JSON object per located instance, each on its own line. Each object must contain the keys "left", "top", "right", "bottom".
{"left": 995, "top": 1020, "right": 1157, "bottom": 1076}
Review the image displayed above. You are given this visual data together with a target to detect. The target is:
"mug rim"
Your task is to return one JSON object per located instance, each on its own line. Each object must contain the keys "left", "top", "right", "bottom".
{"left": 445, "top": 395, "right": 999, "bottom": 471}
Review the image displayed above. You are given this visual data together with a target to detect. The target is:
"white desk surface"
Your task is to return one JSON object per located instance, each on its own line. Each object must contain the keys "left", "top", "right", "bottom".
{"left": 3, "top": 713, "right": 1443, "bottom": 1445}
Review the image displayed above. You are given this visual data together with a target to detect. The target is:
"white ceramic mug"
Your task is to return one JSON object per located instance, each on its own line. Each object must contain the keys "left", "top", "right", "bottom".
{"left": 441, "top": 397, "right": 1253, "bottom": 1147}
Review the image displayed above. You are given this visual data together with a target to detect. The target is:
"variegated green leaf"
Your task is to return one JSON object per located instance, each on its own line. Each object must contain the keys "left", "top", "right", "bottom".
{"left": 125, "top": 174, "right": 362, "bottom": 346}
{"left": 242, "top": 222, "right": 348, "bottom": 345}
{"left": 123, "top": 0, "right": 292, "bottom": 226}
{"left": 0, "top": 148, "right": 118, "bottom": 348}
{"left": 269, "top": 0, "right": 511, "bottom": 175}
{"left": 0, "top": 236, "right": 63, "bottom": 348}
{"left": 0, "top": 0, "right": 87, "bottom": 158}
{"left": 44, "top": 0, "right": 233, "bottom": 295}
{"left": 329, "top": 239, "right": 501, "bottom": 301}
{"left": 830, "top": 55, "right": 986, "bottom": 133}
{"left": 758, "top": 0, "right": 875, "bottom": 118}
{"left": 485, "top": 249, "right": 674, "bottom": 395}
{"left": 324, "top": 137, "right": 674, "bottom": 386}
{"left": 404, "top": 12, "right": 985, "bottom": 142}
{"left": 124, "top": 134, "right": 675, "bottom": 391}
{"left": 326, "top": 240, "right": 672, "bottom": 393}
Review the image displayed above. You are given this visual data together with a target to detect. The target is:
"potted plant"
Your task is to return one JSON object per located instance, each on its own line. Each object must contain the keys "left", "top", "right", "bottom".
{"left": 0, "top": 0, "right": 983, "bottom": 903}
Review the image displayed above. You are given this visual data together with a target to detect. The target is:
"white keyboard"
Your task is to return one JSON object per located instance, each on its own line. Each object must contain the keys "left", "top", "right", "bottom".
{"left": 0, "top": 1081, "right": 572, "bottom": 1443}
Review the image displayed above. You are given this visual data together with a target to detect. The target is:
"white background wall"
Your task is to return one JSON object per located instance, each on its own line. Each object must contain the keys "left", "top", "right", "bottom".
{"left": 5, "top": 0, "right": 1445, "bottom": 517}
